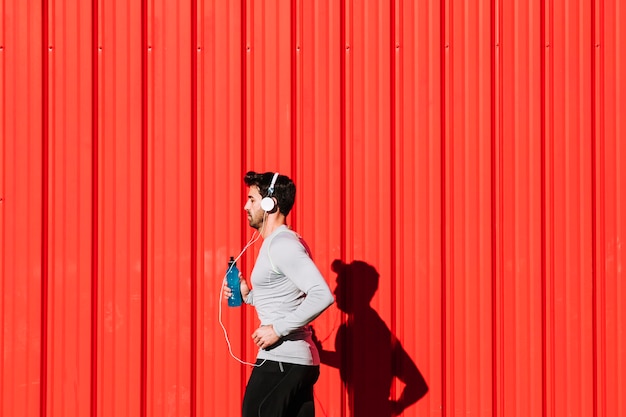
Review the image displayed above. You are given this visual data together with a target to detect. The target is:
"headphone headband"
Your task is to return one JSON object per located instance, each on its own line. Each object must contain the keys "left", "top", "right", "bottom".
{"left": 261, "top": 173, "right": 279, "bottom": 212}
{"left": 267, "top": 172, "right": 279, "bottom": 196}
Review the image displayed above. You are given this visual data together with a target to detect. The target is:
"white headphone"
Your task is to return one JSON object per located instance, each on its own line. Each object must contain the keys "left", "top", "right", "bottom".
{"left": 261, "top": 172, "right": 279, "bottom": 212}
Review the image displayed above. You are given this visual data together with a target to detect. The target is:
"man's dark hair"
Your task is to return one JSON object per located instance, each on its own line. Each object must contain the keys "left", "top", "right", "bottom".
{"left": 244, "top": 171, "right": 296, "bottom": 216}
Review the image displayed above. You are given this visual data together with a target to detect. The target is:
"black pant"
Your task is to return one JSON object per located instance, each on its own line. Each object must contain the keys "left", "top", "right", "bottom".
{"left": 242, "top": 360, "right": 320, "bottom": 417}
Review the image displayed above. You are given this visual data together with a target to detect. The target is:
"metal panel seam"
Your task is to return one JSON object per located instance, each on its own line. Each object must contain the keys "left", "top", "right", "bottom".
{"left": 91, "top": 0, "right": 100, "bottom": 414}
{"left": 440, "top": 0, "right": 448, "bottom": 415}
{"left": 41, "top": 0, "right": 50, "bottom": 415}
{"left": 491, "top": 0, "right": 502, "bottom": 415}
{"left": 340, "top": 0, "right": 347, "bottom": 414}
{"left": 190, "top": 0, "right": 198, "bottom": 414}
{"left": 390, "top": 0, "right": 398, "bottom": 404}
{"left": 290, "top": 0, "right": 298, "bottom": 225}
{"left": 140, "top": 0, "right": 148, "bottom": 413}
{"left": 240, "top": 0, "right": 249, "bottom": 392}
{"left": 590, "top": 0, "right": 603, "bottom": 415}
{"left": 540, "top": 0, "right": 549, "bottom": 416}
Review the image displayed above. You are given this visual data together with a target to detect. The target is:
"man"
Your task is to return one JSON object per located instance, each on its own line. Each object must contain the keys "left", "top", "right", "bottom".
{"left": 223, "top": 171, "right": 335, "bottom": 417}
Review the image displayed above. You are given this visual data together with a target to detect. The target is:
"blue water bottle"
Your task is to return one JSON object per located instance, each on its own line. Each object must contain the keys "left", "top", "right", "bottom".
{"left": 226, "top": 256, "right": 242, "bottom": 307}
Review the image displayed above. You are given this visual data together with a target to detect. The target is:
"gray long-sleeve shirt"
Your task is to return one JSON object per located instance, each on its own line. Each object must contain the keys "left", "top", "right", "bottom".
{"left": 245, "top": 225, "right": 334, "bottom": 365}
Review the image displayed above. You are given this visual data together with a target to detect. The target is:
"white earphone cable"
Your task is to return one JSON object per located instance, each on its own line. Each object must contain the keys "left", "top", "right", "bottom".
{"left": 218, "top": 211, "right": 269, "bottom": 367}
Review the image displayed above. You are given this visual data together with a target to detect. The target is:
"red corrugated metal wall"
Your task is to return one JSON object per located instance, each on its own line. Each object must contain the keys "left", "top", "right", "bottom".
{"left": 1, "top": 0, "right": 624, "bottom": 416}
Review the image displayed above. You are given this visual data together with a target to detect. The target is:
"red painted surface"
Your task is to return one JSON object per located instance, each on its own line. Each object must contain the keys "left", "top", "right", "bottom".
{"left": 1, "top": 0, "right": 624, "bottom": 416}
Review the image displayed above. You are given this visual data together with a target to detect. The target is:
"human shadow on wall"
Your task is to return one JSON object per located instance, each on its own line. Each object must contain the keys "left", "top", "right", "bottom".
{"left": 313, "top": 259, "right": 428, "bottom": 416}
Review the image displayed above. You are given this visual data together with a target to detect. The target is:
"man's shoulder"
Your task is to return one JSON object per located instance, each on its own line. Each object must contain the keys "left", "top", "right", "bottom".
{"left": 269, "top": 229, "right": 299, "bottom": 248}
{"left": 268, "top": 229, "right": 307, "bottom": 256}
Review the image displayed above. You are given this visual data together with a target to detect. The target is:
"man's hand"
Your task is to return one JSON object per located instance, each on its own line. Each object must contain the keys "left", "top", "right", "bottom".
{"left": 222, "top": 272, "right": 251, "bottom": 302}
{"left": 252, "top": 325, "right": 280, "bottom": 350}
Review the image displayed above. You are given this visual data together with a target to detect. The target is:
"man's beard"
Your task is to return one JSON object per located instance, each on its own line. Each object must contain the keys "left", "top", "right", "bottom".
{"left": 248, "top": 212, "right": 265, "bottom": 230}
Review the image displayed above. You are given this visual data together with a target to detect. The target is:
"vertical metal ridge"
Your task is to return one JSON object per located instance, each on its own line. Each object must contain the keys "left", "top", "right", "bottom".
{"left": 290, "top": 0, "right": 298, "bottom": 226}
{"left": 339, "top": 0, "right": 346, "bottom": 261}
{"left": 91, "top": 0, "right": 99, "bottom": 414}
{"left": 140, "top": 0, "right": 148, "bottom": 413}
{"left": 440, "top": 0, "right": 447, "bottom": 414}
{"left": 339, "top": 0, "right": 347, "bottom": 415}
{"left": 590, "top": 0, "right": 597, "bottom": 414}
{"left": 389, "top": 0, "right": 398, "bottom": 349}
{"left": 41, "top": 0, "right": 50, "bottom": 415}
{"left": 590, "top": 1, "right": 603, "bottom": 416}
{"left": 540, "top": 2, "right": 546, "bottom": 416}
{"left": 290, "top": 0, "right": 296, "bottom": 161}
{"left": 491, "top": 0, "right": 501, "bottom": 415}
{"left": 389, "top": 0, "right": 399, "bottom": 400}
{"left": 540, "top": 0, "right": 549, "bottom": 416}
{"left": 240, "top": 0, "right": 249, "bottom": 390}
{"left": 241, "top": 0, "right": 247, "bottom": 192}
{"left": 190, "top": 0, "right": 198, "bottom": 414}
{"left": 0, "top": 23, "right": 4, "bottom": 412}
{"left": 593, "top": 2, "right": 608, "bottom": 414}
{"left": 1, "top": 176, "right": 3, "bottom": 416}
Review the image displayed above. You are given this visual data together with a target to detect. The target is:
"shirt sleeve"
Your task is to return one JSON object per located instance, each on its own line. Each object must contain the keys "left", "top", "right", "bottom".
{"left": 269, "top": 234, "right": 335, "bottom": 337}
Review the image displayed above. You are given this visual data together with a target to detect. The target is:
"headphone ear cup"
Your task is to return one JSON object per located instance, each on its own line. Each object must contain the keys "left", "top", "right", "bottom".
{"left": 261, "top": 197, "right": 275, "bottom": 212}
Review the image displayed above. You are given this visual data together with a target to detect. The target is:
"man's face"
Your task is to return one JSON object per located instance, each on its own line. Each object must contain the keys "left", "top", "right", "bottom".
{"left": 244, "top": 186, "right": 265, "bottom": 229}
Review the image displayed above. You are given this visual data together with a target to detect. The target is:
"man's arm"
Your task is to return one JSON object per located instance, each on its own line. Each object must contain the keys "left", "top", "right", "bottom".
{"left": 269, "top": 235, "right": 334, "bottom": 337}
